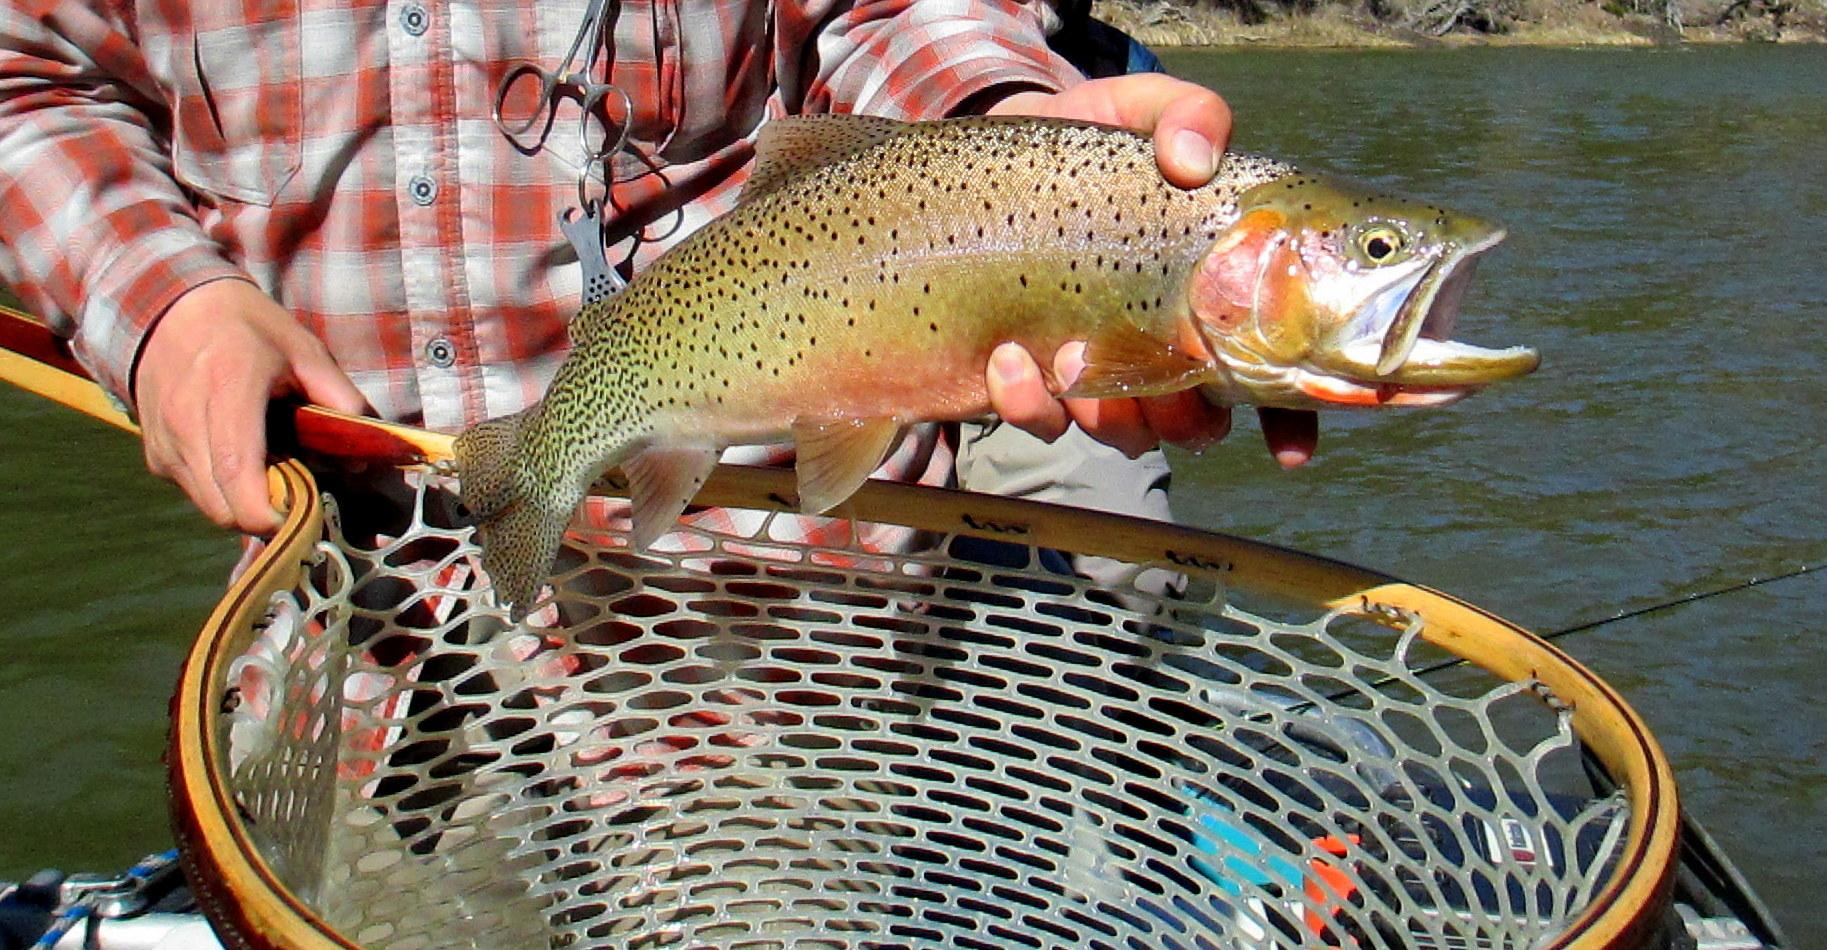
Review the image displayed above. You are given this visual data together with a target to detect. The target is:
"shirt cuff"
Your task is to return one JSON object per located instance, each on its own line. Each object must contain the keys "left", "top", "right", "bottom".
{"left": 866, "top": 57, "right": 1076, "bottom": 121}
{"left": 843, "top": 17, "right": 1083, "bottom": 121}
{"left": 71, "top": 228, "right": 249, "bottom": 409}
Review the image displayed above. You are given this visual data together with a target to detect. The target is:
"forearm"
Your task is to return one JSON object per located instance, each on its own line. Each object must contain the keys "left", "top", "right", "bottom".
{"left": 795, "top": 0, "right": 1084, "bottom": 120}
{"left": 0, "top": 2, "right": 243, "bottom": 405}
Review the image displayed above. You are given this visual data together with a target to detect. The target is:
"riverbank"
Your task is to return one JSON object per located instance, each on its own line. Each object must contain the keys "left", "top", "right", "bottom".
{"left": 1094, "top": 0, "right": 1827, "bottom": 46}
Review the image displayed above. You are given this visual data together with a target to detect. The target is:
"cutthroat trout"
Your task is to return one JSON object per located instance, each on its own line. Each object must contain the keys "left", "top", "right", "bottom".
{"left": 456, "top": 114, "right": 1538, "bottom": 616}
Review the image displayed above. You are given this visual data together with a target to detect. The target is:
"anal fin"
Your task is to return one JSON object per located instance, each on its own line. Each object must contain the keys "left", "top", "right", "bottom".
{"left": 793, "top": 418, "right": 900, "bottom": 514}
{"left": 1059, "top": 324, "right": 1217, "bottom": 399}
{"left": 623, "top": 446, "right": 720, "bottom": 548}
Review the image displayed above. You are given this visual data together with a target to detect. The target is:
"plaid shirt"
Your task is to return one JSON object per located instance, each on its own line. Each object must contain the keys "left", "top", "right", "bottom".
{"left": 0, "top": 0, "right": 1079, "bottom": 439}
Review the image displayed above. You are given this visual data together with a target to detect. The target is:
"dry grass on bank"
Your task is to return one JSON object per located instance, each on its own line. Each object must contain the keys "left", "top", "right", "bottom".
{"left": 1093, "top": 0, "right": 1827, "bottom": 46}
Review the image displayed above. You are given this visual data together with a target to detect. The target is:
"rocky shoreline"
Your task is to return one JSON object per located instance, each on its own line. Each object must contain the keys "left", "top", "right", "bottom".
{"left": 1093, "top": 0, "right": 1827, "bottom": 47}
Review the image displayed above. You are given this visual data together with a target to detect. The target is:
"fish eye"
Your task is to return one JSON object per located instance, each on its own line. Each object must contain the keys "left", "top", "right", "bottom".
{"left": 1357, "top": 226, "right": 1406, "bottom": 264}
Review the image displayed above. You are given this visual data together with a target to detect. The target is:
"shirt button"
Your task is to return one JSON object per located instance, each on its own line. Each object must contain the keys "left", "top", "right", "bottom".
{"left": 399, "top": 3, "right": 430, "bottom": 35}
{"left": 425, "top": 338, "right": 456, "bottom": 368}
{"left": 407, "top": 175, "right": 438, "bottom": 205}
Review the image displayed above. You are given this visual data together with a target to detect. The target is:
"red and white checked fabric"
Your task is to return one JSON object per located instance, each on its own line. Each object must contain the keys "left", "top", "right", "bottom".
{"left": 0, "top": 0, "right": 1080, "bottom": 439}
{"left": 223, "top": 519, "right": 911, "bottom": 795}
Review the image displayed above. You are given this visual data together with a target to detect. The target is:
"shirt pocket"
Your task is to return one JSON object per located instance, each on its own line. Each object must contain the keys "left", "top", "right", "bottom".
{"left": 169, "top": 2, "right": 303, "bottom": 206}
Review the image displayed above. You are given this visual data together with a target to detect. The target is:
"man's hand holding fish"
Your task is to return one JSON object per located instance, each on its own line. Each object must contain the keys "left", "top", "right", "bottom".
{"left": 1, "top": 2, "right": 1538, "bottom": 625}
{"left": 980, "top": 74, "right": 1321, "bottom": 469}
{"left": 454, "top": 71, "right": 1536, "bottom": 614}
{"left": 109, "top": 72, "right": 1316, "bottom": 538}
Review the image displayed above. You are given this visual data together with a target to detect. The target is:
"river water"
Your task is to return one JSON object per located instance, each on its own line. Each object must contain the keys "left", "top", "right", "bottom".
{"left": 2, "top": 44, "right": 1822, "bottom": 944}
{"left": 1162, "top": 44, "right": 1827, "bottom": 943}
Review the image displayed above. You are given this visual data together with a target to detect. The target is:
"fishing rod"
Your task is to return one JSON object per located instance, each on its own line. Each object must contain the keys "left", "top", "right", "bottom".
{"left": 1291, "top": 559, "right": 1825, "bottom": 716}
{"left": 1421, "top": 560, "right": 1824, "bottom": 680}
{"left": 1249, "top": 561, "right": 1816, "bottom": 950}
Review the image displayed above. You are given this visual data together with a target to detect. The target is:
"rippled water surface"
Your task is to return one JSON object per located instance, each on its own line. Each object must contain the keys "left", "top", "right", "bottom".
{"left": 2, "top": 43, "right": 1823, "bottom": 944}
{"left": 1163, "top": 44, "right": 1827, "bottom": 943}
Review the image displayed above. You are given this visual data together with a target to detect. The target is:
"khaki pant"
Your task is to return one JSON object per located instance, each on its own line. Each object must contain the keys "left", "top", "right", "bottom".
{"left": 954, "top": 420, "right": 1183, "bottom": 599}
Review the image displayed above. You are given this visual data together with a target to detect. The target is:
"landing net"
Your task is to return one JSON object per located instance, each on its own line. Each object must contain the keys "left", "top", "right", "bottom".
{"left": 168, "top": 461, "right": 1676, "bottom": 950}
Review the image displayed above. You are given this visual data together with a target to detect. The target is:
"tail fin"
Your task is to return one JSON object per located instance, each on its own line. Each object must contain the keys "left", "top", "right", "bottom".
{"left": 453, "top": 411, "right": 569, "bottom": 621}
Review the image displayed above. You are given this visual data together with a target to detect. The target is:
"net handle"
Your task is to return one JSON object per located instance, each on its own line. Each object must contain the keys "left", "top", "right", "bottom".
{"left": 0, "top": 305, "right": 448, "bottom": 466}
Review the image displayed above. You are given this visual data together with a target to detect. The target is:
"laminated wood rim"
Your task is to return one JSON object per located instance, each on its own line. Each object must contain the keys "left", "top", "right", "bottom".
{"left": 165, "top": 459, "right": 1679, "bottom": 950}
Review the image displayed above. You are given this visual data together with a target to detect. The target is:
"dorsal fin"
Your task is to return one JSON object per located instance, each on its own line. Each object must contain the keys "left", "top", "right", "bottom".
{"left": 743, "top": 114, "right": 907, "bottom": 201}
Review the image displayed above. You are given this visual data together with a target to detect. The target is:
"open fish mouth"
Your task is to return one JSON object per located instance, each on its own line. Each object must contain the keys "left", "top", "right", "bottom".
{"left": 1309, "top": 230, "right": 1538, "bottom": 406}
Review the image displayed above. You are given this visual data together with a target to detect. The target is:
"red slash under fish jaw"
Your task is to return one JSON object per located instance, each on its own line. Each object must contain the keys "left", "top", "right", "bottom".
{"left": 1295, "top": 374, "right": 1474, "bottom": 408}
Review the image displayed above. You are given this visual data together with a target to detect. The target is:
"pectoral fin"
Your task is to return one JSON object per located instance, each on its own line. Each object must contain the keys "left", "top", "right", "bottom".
{"left": 793, "top": 418, "right": 900, "bottom": 514}
{"left": 623, "top": 446, "right": 720, "bottom": 548}
{"left": 1058, "top": 324, "right": 1216, "bottom": 399}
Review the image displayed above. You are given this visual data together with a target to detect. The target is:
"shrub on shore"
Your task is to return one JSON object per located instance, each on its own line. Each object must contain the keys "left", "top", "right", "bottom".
{"left": 1091, "top": 0, "right": 1826, "bottom": 44}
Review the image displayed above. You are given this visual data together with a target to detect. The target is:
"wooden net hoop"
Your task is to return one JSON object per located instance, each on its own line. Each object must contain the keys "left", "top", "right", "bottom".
{"left": 0, "top": 304, "right": 1674, "bottom": 946}
{"left": 167, "top": 460, "right": 1677, "bottom": 949}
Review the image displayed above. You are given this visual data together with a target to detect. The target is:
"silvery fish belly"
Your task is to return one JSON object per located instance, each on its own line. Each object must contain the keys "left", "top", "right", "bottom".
{"left": 454, "top": 113, "right": 1539, "bottom": 617}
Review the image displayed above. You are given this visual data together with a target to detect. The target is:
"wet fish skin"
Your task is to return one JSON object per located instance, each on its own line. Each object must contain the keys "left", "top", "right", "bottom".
{"left": 455, "top": 114, "right": 1535, "bottom": 617}
{"left": 1183, "top": 171, "right": 1535, "bottom": 408}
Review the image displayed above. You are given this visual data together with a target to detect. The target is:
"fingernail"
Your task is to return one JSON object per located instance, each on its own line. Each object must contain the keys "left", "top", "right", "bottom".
{"left": 1053, "top": 342, "right": 1086, "bottom": 392}
{"left": 990, "top": 345, "right": 1029, "bottom": 383}
{"left": 1172, "top": 129, "right": 1219, "bottom": 181}
{"left": 1275, "top": 448, "right": 1309, "bottom": 470}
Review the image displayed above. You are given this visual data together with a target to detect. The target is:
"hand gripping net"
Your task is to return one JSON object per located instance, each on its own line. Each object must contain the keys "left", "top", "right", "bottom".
{"left": 168, "top": 462, "right": 1677, "bottom": 950}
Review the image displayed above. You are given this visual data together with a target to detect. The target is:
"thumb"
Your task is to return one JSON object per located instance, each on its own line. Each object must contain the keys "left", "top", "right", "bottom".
{"left": 1149, "top": 87, "right": 1230, "bottom": 189}
{"left": 1074, "top": 74, "right": 1231, "bottom": 188}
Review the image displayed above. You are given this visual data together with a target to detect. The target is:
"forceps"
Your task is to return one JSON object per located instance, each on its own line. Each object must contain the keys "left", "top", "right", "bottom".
{"left": 493, "top": 0, "right": 633, "bottom": 299}
{"left": 491, "top": 0, "right": 634, "bottom": 207}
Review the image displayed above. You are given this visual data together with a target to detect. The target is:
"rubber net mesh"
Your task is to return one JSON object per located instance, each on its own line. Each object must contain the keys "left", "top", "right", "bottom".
{"left": 220, "top": 473, "right": 1629, "bottom": 950}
